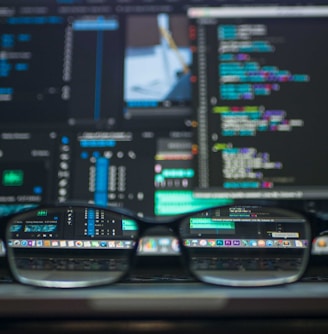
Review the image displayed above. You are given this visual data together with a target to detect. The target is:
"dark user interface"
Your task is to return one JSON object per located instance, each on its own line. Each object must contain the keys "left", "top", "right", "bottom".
{"left": 0, "top": 0, "right": 230, "bottom": 217}
{"left": 1, "top": 0, "right": 328, "bottom": 220}
{"left": 9, "top": 205, "right": 308, "bottom": 253}
{"left": 10, "top": 207, "right": 138, "bottom": 250}
{"left": 0, "top": 3, "right": 190, "bottom": 124}
{"left": 190, "top": 6, "right": 328, "bottom": 200}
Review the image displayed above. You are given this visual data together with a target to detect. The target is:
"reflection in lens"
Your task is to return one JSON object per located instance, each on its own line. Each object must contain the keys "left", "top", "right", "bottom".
{"left": 180, "top": 206, "right": 310, "bottom": 287}
{"left": 6, "top": 206, "right": 139, "bottom": 288}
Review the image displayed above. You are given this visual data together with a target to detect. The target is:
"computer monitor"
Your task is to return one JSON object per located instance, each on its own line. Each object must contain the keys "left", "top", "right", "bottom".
{"left": 1, "top": 0, "right": 328, "bottom": 258}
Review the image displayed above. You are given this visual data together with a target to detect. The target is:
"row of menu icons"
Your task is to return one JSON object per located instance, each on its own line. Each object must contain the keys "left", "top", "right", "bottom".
{"left": 9, "top": 238, "right": 308, "bottom": 250}
{"left": 9, "top": 239, "right": 136, "bottom": 249}
{"left": 184, "top": 238, "right": 308, "bottom": 248}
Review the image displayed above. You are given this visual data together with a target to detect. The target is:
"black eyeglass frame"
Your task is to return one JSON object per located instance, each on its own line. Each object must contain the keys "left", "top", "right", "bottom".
{"left": 0, "top": 200, "right": 314, "bottom": 289}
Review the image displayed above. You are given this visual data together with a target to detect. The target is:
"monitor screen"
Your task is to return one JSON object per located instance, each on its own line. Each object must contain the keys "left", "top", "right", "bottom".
{"left": 189, "top": 4, "right": 328, "bottom": 201}
{"left": 0, "top": 0, "right": 228, "bottom": 219}
{"left": 1, "top": 0, "right": 328, "bottom": 258}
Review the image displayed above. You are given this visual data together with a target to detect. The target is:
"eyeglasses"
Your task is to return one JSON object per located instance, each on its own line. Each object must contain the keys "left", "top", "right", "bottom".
{"left": 0, "top": 202, "right": 312, "bottom": 288}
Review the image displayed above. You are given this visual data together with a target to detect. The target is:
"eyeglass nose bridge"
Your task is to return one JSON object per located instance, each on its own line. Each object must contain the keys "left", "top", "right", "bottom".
{"left": 136, "top": 224, "right": 183, "bottom": 256}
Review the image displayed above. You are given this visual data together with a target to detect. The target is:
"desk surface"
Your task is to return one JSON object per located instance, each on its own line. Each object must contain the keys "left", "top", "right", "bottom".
{"left": 1, "top": 282, "right": 328, "bottom": 334}
{"left": 0, "top": 282, "right": 328, "bottom": 319}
